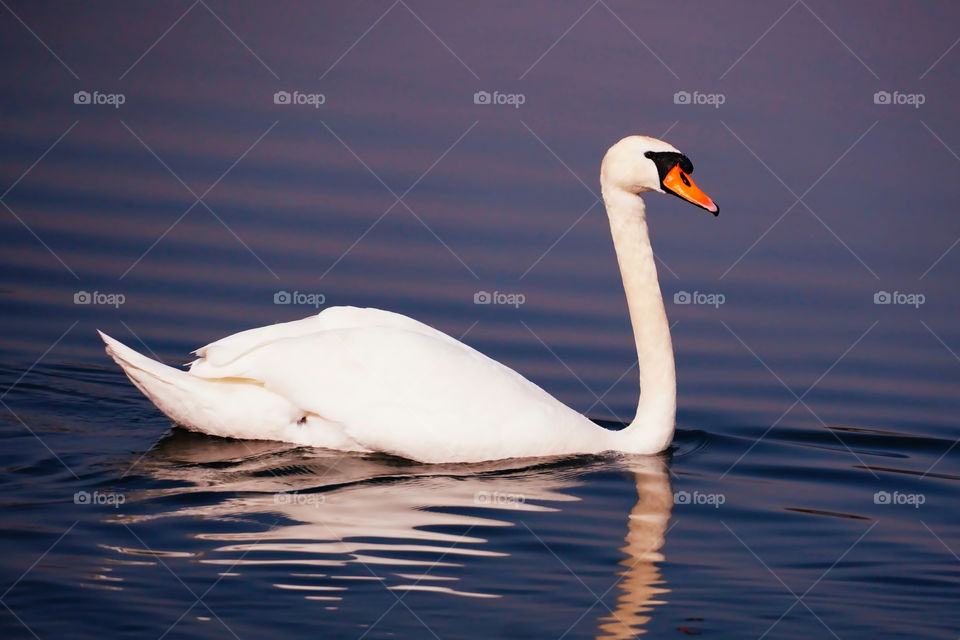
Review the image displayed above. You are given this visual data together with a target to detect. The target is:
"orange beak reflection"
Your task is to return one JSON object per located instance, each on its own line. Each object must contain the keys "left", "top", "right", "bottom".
{"left": 662, "top": 164, "right": 719, "bottom": 216}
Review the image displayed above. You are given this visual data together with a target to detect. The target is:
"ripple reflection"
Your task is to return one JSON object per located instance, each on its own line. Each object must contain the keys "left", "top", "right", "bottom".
{"left": 104, "top": 429, "right": 672, "bottom": 635}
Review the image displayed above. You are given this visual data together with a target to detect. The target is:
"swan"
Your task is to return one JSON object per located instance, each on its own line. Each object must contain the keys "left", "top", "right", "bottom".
{"left": 99, "top": 135, "right": 718, "bottom": 463}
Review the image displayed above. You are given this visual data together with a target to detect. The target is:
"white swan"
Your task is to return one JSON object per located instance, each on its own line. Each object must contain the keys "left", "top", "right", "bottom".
{"left": 100, "top": 135, "right": 718, "bottom": 463}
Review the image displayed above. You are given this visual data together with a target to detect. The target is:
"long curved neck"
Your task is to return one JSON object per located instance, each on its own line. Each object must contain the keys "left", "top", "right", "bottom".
{"left": 601, "top": 185, "right": 676, "bottom": 453}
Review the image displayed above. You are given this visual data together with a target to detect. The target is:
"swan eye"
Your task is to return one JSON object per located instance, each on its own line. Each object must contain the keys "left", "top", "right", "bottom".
{"left": 645, "top": 151, "right": 695, "bottom": 183}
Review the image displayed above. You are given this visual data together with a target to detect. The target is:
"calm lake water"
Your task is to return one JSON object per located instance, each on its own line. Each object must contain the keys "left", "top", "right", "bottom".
{"left": 1, "top": 2, "right": 959, "bottom": 638}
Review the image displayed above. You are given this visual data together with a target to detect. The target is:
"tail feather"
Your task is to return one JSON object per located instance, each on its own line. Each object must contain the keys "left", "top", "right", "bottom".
{"left": 99, "top": 330, "right": 307, "bottom": 439}
{"left": 98, "top": 331, "right": 378, "bottom": 452}
{"left": 98, "top": 330, "right": 205, "bottom": 428}
{"left": 99, "top": 331, "right": 186, "bottom": 385}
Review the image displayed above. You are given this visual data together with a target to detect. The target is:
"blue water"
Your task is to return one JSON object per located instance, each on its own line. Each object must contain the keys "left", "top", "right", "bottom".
{"left": 2, "top": 2, "right": 959, "bottom": 638}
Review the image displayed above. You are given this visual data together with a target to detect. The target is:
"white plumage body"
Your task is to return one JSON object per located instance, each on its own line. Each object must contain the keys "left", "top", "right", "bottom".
{"left": 101, "top": 306, "right": 610, "bottom": 463}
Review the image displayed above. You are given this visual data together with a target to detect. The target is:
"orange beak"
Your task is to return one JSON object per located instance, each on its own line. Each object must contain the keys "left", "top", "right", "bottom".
{"left": 662, "top": 164, "right": 719, "bottom": 216}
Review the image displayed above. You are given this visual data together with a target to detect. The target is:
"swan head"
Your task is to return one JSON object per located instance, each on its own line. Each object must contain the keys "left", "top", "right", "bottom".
{"left": 601, "top": 135, "right": 719, "bottom": 216}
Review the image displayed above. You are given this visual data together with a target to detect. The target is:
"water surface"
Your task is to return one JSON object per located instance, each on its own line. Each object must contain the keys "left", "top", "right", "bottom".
{"left": 1, "top": 1, "right": 959, "bottom": 638}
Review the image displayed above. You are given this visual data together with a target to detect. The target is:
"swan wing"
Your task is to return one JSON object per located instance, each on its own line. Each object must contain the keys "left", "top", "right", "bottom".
{"left": 190, "top": 306, "right": 460, "bottom": 376}
{"left": 191, "top": 323, "right": 601, "bottom": 463}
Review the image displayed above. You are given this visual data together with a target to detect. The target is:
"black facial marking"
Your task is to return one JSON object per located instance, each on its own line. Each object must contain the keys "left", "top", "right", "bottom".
{"left": 644, "top": 150, "right": 694, "bottom": 185}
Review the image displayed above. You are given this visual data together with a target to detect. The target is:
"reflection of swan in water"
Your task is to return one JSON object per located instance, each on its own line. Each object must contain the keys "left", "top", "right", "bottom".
{"left": 108, "top": 431, "right": 672, "bottom": 633}
{"left": 595, "top": 461, "right": 673, "bottom": 639}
